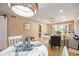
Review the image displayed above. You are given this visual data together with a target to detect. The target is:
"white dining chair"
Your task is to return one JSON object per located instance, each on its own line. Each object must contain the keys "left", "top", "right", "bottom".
{"left": 8, "top": 35, "right": 23, "bottom": 46}
{"left": 61, "top": 46, "right": 69, "bottom": 56}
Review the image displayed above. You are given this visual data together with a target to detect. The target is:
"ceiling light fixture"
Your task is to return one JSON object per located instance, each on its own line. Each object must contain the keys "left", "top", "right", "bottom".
{"left": 8, "top": 3, "right": 38, "bottom": 17}
{"left": 59, "top": 9, "right": 64, "bottom": 12}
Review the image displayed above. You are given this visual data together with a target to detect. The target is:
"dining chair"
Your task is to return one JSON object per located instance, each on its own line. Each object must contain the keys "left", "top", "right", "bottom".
{"left": 61, "top": 46, "right": 69, "bottom": 56}
{"left": 49, "top": 36, "right": 61, "bottom": 49}
{"left": 8, "top": 35, "right": 23, "bottom": 46}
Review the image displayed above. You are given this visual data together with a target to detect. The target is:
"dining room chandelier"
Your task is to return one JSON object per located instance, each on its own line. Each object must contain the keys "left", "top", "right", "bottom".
{"left": 9, "top": 3, "right": 38, "bottom": 17}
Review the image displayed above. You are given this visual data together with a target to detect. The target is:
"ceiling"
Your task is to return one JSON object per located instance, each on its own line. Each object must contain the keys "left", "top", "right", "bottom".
{"left": 0, "top": 3, "right": 79, "bottom": 23}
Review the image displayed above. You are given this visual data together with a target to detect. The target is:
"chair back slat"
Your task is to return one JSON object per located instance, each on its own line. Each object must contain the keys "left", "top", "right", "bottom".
{"left": 8, "top": 35, "right": 22, "bottom": 46}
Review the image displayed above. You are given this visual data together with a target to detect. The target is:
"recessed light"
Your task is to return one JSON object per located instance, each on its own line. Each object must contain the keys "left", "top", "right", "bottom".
{"left": 59, "top": 10, "right": 64, "bottom": 12}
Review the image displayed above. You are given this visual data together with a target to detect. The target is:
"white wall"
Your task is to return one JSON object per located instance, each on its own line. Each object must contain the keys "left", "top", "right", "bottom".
{"left": 0, "top": 16, "right": 7, "bottom": 50}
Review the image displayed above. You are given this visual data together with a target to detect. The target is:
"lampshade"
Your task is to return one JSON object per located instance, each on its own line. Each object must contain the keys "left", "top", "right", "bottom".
{"left": 9, "top": 3, "right": 38, "bottom": 17}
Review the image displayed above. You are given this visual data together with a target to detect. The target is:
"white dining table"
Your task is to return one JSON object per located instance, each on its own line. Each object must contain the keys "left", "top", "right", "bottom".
{"left": 0, "top": 41, "right": 48, "bottom": 56}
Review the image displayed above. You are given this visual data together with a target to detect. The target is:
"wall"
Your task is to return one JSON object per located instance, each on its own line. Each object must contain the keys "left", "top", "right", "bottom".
{"left": 52, "top": 20, "right": 74, "bottom": 34}
{"left": 69, "top": 21, "right": 74, "bottom": 32}
{"left": 47, "top": 24, "right": 52, "bottom": 35}
{"left": 0, "top": 16, "right": 7, "bottom": 50}
{"left": 74, "top": 15, "right": 79, "bottom": 34}
{"left": 7, "top": 17, "right": 47, "bottom": 40}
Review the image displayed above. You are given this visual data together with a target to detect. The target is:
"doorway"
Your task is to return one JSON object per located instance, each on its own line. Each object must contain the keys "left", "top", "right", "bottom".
{"left": 38, "top": 24, "right": 42, "bottom": 38}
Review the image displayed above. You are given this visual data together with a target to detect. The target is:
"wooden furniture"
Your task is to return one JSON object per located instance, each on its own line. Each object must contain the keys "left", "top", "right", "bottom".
{"left": 49, "top": 36, "right": 61, "bottom": 49}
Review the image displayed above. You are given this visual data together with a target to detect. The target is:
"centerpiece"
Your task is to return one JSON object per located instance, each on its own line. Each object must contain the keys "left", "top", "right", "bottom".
{"left": 22, "top": 36, "right": 32, "bottom": 50}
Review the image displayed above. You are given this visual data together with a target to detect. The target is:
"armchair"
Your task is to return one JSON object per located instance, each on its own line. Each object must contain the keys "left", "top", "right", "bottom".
{"left": 49, "top": 36, "right": 61, "bottom": 49}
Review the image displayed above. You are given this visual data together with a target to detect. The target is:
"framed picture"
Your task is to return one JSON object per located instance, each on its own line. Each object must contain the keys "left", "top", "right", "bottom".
{"left": 24, "top": 23, "right": 31, "bottom": 30}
